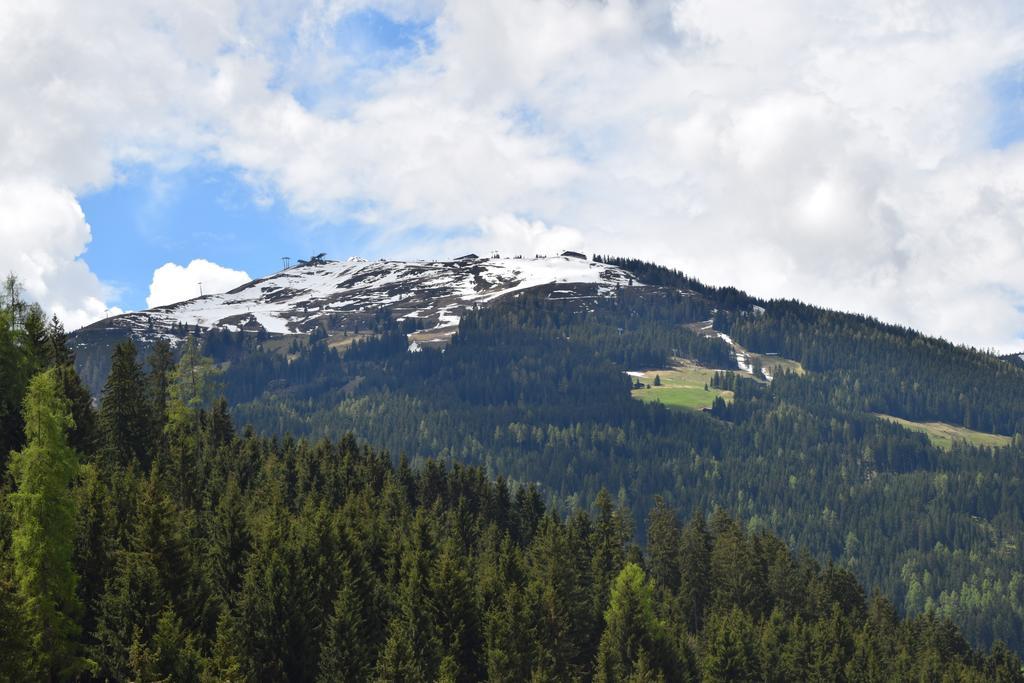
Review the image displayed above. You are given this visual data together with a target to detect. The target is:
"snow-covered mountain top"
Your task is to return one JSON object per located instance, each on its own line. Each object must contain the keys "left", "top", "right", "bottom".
{"left": 79, "top": 254, "right": 640, "bottom": 342}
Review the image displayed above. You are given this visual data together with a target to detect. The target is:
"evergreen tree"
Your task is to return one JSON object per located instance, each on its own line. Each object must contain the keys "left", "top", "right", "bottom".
{"left": 0, "top": 302, "right": 28, "bottom": 462}
{"left": 701, "top": 607, "right": 761, "bottom": 682}
{"left": 73, "top": 463, "right": 115, "bottom": 637}
{"left": 646, "top": 497, "right": 680, "bottom": 592}
{"left": 677, "top": 511, "right": 712, "bottom": 633}
{"left": 709, "top": 508, "right": 766, "bottom": 617}
{"left": 208, "top": 474, "right": 250, "bottom": 606}
{"left": 147, "top": 339, "right": 174, "bottom": 431}
{"left": 526, "top": 512, "right": 594, "bottom": 680}
{"left": 430, "top": 535, "right": 485, "bottom": 682}
{"left": 22, "top": 303, "right": 49, "bottom": 376}
{"left": 483, "top": 584, "right": 535, "bottom": 682}
{"left": 92, "top": 549, "right": 167, "bottom": 679}
{"left": 99, "top": 341, "right": 153, "bottom": 468}
{"left": 8, "top": 369, "right": 87, "bottom": 679}
{"left": 317, "top": 564, "right": 373, "bottom": 682}
{"left": 46, "top": 315, "right": 98, "bottom": 453}
{"left": 595, "top": 563, "right": 676, "bottom": 682}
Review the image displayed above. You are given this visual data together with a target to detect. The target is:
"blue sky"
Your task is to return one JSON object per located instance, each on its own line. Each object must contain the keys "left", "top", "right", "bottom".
{"left": 4, "top": 1, "right": 1024, "bottom": 350}
{"left": 79, "top": 8, "right": 438, "bottom": 311}
{"left": 80, "top": 164, "right": 373, "bottom": 310}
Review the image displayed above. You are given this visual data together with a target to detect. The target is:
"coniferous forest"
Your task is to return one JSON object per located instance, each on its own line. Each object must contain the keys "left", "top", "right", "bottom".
{"left": 4, "top": 265, "right": 1024, "bottom": 680}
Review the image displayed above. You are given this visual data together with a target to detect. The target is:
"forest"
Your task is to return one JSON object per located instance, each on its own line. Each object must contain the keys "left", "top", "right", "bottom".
{"left": 0, "top": 285, "right": 1021, "bottom": 681}
{"left": 183, "top": 262, "right": 1024, "bottom": 657}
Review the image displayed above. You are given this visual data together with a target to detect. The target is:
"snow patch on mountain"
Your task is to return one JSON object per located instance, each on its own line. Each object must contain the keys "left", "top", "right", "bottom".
{"left": 79, "top": 255, "right": 639, "bottom": 343}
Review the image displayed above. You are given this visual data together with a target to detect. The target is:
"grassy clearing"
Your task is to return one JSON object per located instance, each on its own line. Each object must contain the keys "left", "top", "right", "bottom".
{"left": 630, "top": 362, "right": 733, "bottom": 411}
{"left": 875, "top": 413, "right": 1013, "bottom": 450}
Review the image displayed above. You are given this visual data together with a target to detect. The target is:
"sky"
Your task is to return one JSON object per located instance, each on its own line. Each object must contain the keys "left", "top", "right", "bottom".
{"left": 3, "top": 1, "right": 1024, "bottom": 351}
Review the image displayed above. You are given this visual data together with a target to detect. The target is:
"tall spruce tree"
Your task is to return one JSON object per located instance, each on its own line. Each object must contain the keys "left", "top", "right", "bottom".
{"left": 677, "top": 511, "right": 712, "bottom": 633}
{"left": 99, "top": 341, "right": 153, "bottom": 468}
{"left": 8, "top": 369, "right": 87, "bottom": 679}
{"left": 46, "top": 315, "right": 99, "bottom": 453}
{"left": 646, "top": 497, "right": 681, "bottom": 593}
{"left": 146, "top": 339, "right": 174, "bottom": 431}
{"left": 21, "top": 304, "right": 48, "bottom": 376}
{"left": 317, "top": 563, "right": 372, "bottom": 682}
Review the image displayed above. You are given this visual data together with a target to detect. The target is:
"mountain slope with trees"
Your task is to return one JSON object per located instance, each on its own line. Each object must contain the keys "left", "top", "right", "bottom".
{"left": 0, "top": 293, "right": 1019, "bottom": 679}
{"left": 17, "top": 250, "right": 1024, "bottom": 664}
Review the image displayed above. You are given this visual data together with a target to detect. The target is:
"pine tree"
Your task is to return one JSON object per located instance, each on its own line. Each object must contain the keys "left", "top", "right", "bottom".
{"left": 129, "top": 606, "right": 203, "bottom": 682}
{"left": 430, "top": 535, "right": 484, "bottom": 681}
{"left": 168, "top": 334, "right": 219, "bottom": 417}
{"left": 592, "top": 489, "right": 630, "bottom": 620}
{"left": 677, "top": 511, "right": 711, "bottom": 633}
{"left": 22, "top": 304, "right": 49, "bottom": 376}
{"left": 72, "top": 463, "right": 115, "bottom": 637}
{"left": 92, "top": 549, "right": 167, "bottom": 680}
{"left": 483, "top": 584, "right": 535, "bottom": 682}
{"left": 709, "top": 509, "right": 766, "bottom": 616}
{"left": 317, "top": 564, "right": 372, "bottom": 682}
{"left": 701, "top": 607, "right": 761, "bottom": 682}
{"left": 8, "top": 369, "right": 86, "bottom": 679}
{"left": 46, "top": 315, "right": 98, "bottom": 453}
{"left": 204, "top": 607, "right": 245, "bottom": 682}
{"left": 525, "top": 512, "right": 593, "bottom": 680}
{"left": 146, "top": 339, "right": 174, "bottom": 431}
{"left": 208, "top": 474, "right": 250, "bottom": 606}
{"left": 99, "top": 341, "right": 153, "bottom": 468}
{"left": 162, "top": 335, "right": 219, "bottom": 507}
{"left": 646, "top": 497, "right": 680, "bottom": 592}
{"left": 376, "top": 512, "right": 439, "bottom": 680}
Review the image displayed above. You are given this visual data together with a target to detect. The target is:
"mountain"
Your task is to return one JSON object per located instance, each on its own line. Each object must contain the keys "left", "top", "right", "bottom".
{"left": 6, "top": 253, "right": 1024, "bottom": 678}
{"left": 70, "top": 254, "right": 644, "bottom": 393}
{"left": 66, "top": 253, "right": 1024, "bottom": 658}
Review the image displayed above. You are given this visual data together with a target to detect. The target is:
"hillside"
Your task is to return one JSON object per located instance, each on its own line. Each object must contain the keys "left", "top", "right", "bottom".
{"left": 4, "top": 367, "right": 1017, "bottom": 679}
{"left": 59, "top": 255, "right": 1024, "bottom": 658}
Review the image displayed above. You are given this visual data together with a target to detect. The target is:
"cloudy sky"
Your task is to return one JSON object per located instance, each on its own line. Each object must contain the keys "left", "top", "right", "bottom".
{"left": 3, "top": 1, "right": 1024, "bottom": 350}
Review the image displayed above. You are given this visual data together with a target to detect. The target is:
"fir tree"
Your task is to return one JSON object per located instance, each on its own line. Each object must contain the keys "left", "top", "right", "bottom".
{"left": 99, "top": 341, "right": 153, "bottom": 468}
{"left": 317, "top": 564, "right": 372, "bottom": 682}
{"left": 208, "top": 474, "right": 250, "bottom": 606}
{"left": 45, "top": 315, "right": 99, "bottom": 453}
{"left": 146, "top": 339, "right": 174, "bottom": 431}
{"left": 646, "top": 497, "right": 680, "bottom": 593}
{"left": 701, "top": 607, "right": 760, "bottom": 682}
{"left": 21, "top": 304, "right": 49, "bottom": 376}
{"left": 677, "top": 511, "right": 711, "bottom": 633}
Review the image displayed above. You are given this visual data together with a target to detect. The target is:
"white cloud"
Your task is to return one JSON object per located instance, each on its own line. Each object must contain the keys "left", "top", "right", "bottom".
{"left": 4, "top": 1, "right": 1024, "bottom": 348}
{"left": 0, "top": 179, "right": 122, "bottom": 330}
{"left": 147, "top": 259, "right": 251, "bottom": 308}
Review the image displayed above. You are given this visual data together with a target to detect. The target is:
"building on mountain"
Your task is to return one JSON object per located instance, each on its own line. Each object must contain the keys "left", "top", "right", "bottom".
{"left": 561, "top": 250, "right": 586, "bottom": 259}
{"left": 456, "top": 253, "right": 479, "bottom": 260}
